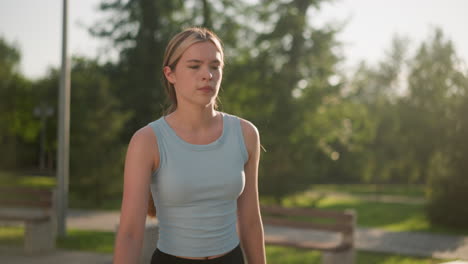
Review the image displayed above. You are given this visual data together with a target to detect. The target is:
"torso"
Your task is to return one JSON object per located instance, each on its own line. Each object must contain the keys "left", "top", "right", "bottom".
{"left": 148, "top": 111, "right": 245, "bottom": 259}
{"left": 151, "top": 111, "right": 224, "bottom": 175}
{"left": 163, "top": 111, "right": 223, "bottom": 145}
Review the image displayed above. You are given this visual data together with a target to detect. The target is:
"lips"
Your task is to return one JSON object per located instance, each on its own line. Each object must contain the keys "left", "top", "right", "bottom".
{"left": 197, "top": 86, "right": 214, "bottom": 92}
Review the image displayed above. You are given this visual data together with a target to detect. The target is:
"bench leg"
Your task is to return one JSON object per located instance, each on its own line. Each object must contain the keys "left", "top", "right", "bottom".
{"left": 24, "top": 220, "right": 55, "bottom": 254}
{"left": 322, "top": 248, "right": 354, "bottom": 264}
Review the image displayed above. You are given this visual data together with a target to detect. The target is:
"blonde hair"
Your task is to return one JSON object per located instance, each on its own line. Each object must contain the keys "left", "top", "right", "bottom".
{"left": 162, "top": 27, "right": 224, "bottom": 114}
{"left": 148, "top": 28, "right": 224, "bottom": 218}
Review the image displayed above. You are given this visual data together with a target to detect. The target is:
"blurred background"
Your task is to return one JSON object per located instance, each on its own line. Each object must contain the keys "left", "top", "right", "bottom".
{"left": 1, "top": 0, "right": 468, "bottom": 262}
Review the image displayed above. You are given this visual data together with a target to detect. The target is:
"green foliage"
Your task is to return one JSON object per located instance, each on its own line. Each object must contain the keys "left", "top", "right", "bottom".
{"left": 68, "top": 57, "right": 130, "bottom": 206}
{"left": 89, "top": 0, "right": 351, "bottom": 201}
{"left": 401, "top": 30, "right": 458, "bottom": 181}
{"left": 345, "top": 36, "right": 413, "bottom": 184}
{"left": 89, "top": 0, "right": 247, "bottom": 140}
{"left": 30, "top": 71, "right": 60, "bottom": 171}
{"left": 299, "top": 98, "right": 374, "bottom": 183}
{"left": 0, "top": 38, "right": 40, "bottom": 170}
{"left": 222, "top": 0, "right": 346, "bottom": 200}
{"left": 0, "top": 38, "right": 20, "bottom": 74}
{"left": 427, "top": 150, "right": 468, "bottom": 228}
{"left": 22, "top": 57, "right": 130, "bottom": 206}
{"left": 400, "top": 29, "right": 468, "bottom": 228}
{"left": 90, "top": 0, "right": 186, "bottom": 139}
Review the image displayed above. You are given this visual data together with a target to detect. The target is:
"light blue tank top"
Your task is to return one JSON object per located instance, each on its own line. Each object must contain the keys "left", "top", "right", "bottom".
{"left": 148, "top": 112, "right": 248, "bottom": 257}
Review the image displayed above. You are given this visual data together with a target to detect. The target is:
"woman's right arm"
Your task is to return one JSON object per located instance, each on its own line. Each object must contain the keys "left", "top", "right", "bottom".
{"left": 113, "top": 126, "right": 159, "bottom": 264}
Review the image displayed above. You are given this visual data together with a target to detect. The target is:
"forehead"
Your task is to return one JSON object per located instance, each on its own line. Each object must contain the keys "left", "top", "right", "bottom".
{"left": 180, "top": 41, "right": 223, "bottom": 62}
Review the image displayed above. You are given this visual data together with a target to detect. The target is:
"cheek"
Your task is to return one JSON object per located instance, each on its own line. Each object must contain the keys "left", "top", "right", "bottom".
{"left": 215, "top": 70, "right": 223, "bottom": 81}
{"left": 175, "top": 71, "right": 190, "bottom": 83}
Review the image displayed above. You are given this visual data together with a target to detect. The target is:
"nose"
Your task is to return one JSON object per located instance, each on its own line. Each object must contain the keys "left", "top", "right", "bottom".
{"left": 202, "top": 67, "right": 213, "bottom": 80}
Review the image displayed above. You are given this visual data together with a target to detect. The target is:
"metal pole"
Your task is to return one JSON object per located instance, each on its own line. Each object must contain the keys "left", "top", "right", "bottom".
{"left": 39, "top": 105, "right": 47, "bottom": 171}
{"left": 57, "top": 0, "right": 70, "bottom": 237}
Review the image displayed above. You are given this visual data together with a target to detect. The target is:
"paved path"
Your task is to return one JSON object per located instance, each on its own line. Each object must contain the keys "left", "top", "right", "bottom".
{"left": 265, "top": 225, "right": 468, "bottom": 260}
{"left": 0, "top": 248, "right": 113, "bottom": 264}
{"left": 2, "top": 209, "right": 468, "bottom": 263}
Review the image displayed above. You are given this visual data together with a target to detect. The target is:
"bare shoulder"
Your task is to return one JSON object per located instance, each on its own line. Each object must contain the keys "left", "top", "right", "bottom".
{"left": 239, "top": 118, "right": 259, "bottom": 139}
{"left": 127, "top": 125, "right": 159, "bottom": 170}
{"left": 130, "top": 125, "right": 157, "bottom": 148}
{"left": 238, "top": 118, "right": 260, "bottom": 155}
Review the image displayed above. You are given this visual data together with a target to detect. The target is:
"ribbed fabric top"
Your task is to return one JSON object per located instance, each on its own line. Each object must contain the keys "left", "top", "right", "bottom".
{"left": 148, "top": 112, "right": 248, "bottom": 257}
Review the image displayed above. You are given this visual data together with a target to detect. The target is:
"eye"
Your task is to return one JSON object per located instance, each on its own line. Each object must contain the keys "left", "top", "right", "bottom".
{"left": 188, "top": 65, "right": 199, "bottom": 69}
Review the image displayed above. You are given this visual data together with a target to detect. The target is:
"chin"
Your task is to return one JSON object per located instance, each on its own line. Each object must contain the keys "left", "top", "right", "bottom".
{"left": 189, "top": 99, "right": 216, "bottom": 109}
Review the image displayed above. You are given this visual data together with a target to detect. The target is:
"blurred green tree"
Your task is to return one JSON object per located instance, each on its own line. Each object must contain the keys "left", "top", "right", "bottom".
{"left": 31, "top": 70, "right": 59, "bottom": 172}
{"left": 68, "top": 57, "right": 131, "bottom": 206}
{"left": 31, "top": 57, "right": 130, "bottom": 205}
{"left": 0, "top": 38, "right": 39, "bottom": 170}
{"left": 89, "top": 0, "right": 185, "bottom": 140}
{"left": 400, "top": 29, "right": 468, "bottom": 227}
{"left": 346, "top": 36, "right": 413, "bottom": 184}
{"left": 221, "top": 0, "right": 348, "bottom": 200}
{"left": 90, "top": 0, "right": 247, "bottom": 141}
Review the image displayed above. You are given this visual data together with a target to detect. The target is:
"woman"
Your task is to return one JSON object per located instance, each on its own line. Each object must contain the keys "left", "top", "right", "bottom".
{"left": 113, "top": 27, "right": 266, "bottom": 263}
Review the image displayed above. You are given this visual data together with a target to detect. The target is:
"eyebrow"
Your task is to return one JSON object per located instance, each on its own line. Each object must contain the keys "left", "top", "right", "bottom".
{"left": 185, "top": 59, "right": 221, "bottom": 64}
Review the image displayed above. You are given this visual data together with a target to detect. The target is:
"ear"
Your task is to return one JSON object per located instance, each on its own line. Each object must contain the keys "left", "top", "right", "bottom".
{"left": 163, "top": 66, "right": 176, "bottom": 84}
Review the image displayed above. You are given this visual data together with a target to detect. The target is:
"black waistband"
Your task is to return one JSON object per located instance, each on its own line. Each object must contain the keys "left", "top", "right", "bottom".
{"left": 151, "top": 244, "right": 244, "bottom": 264}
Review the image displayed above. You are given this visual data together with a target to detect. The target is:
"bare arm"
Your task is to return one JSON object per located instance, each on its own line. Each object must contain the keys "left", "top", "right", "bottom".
{"left": 113, "top": 126, "right": 158, "bottom": 264}
{"left": 237, "top": 119, "right": 266, "bottom": 264}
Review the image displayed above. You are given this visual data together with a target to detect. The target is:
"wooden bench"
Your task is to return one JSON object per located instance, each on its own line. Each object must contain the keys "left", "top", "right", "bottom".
{"left": 0, "top": 186, "right": 56, "bottom": 253}
{"left": 262, "top": 205, "right": 356, "bottom": 264}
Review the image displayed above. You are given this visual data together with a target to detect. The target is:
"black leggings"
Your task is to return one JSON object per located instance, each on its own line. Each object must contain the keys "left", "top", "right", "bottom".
{"left": 151, "top": 244, "right": 244, "bottom": 264}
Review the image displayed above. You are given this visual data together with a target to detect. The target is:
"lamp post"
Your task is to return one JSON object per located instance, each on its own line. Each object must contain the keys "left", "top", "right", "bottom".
{"left": 56, "top": 0, "right": 70, "bottom": 237}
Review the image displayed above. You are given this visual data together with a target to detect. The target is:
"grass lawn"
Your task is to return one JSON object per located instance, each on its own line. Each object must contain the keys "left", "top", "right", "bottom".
{"left": 309, "top": 184, "right": 426, "bottom": 198}
{"left": 0, "top": 170, "right": 55, "bottom": 188}
{"left": 277, "top": 193, "right": 468, "bottom": 236}
{"left": 0, "top": 225, "right": 23, "bottom": 247}
{"left": 0, "top": 226, "right": 115, "bottom": 254}
{"left": 0, "top": 170, "right": 121, "bottom": 210}
{"left": 0, "top": 226, "right": 451, "bottom": 263}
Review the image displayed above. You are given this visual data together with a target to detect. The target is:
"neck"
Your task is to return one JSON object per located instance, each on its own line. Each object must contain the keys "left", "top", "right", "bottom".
{"left": 167, "top": 104, "right": 218, "bottom": 131}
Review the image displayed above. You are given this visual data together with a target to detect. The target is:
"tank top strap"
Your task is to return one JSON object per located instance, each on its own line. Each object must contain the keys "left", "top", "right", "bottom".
{"left": 224, "top": 113, "right": 249, "bottom": 164}
{"left": 148, "top": 119, "right": 167, "bottom": 175}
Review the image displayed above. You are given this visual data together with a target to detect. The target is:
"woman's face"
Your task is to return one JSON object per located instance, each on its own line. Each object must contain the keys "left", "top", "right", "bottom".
{"left": 164, "top": 41, "right": 223, "bottom": 108}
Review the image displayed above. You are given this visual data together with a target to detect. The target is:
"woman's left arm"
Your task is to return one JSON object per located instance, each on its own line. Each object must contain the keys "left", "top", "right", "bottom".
{"left": 237, "top": 119, "right": 266, "bottom": 264}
